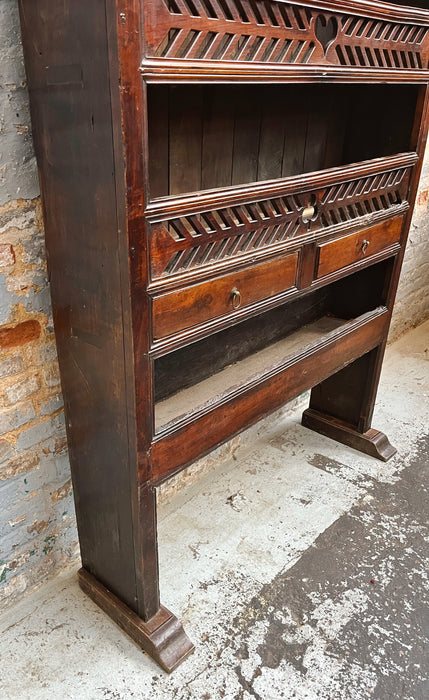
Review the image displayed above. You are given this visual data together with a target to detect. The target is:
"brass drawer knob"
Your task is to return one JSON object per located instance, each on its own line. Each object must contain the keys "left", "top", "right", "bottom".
{"left": 231, "top": 287, "right": 241, "bottom": 310}
{"left": 361, "top": 239, "right": 370, "bottom": 254}
{"left": 302, "top": 205, "right": 317, "bottom": 224}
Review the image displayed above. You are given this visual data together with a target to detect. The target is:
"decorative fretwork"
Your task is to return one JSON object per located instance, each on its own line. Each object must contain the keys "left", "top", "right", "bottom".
{"left": 320, "top": 168, "right": 406, "bottom": 227}
{"left": 144, "top": 0, "right": 429, "bottom": 69}
{"left": 148, "top": 165, "right": 411, "bottom": 278}
{"left": 337, "top": 16, "right": 428, "bottom": 69}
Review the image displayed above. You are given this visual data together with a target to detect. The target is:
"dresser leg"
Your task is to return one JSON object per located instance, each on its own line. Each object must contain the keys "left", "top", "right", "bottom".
{"left": 302, "top": 347, "right": 396, "bottom": 462}
{"left": 78, "top": 568, "right": 194, "bottom": 673}
{"left": 302, "top": 408, "right": 396, "bottom": 461}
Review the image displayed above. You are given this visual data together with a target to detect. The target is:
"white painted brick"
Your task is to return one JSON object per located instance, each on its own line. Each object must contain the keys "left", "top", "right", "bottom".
{"left": 0, "top": 403, "right": 35, "bottom": 436}
{"left": 16, "top": 413, "right": 65, "bottom": 451}
{"left": 43, "top": 367, "right": 61, "bottom": 388}
{"left": 0, "top": 355, "right": 24, "bottom": 378}
{"left": 5, "top": 375, "right": 40, "bottom": 405}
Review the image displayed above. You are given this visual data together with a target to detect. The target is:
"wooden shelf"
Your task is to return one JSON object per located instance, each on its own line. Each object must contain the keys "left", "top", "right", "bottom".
{"left": 141, "top": 59, "right": 429, "bottom": 84}
{"left": 151, "top": 306, "right": 390, "bottom": 483}
{"left": 145, "top": 152, "right": 418, "bottom": 218}
{"left": 155, "top": 314, "right": 346, "bottom": 431}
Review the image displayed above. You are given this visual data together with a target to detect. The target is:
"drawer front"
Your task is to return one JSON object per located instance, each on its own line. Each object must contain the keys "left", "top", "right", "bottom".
{"left": 316, "top": 216, "right": 403, "bottom": 279}
{"left": 153, "top": 254, "right": 298, "bottom": 339}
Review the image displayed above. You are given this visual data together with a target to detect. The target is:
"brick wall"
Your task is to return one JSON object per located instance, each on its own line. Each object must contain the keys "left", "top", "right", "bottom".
{"left": 389, "top": 140, "right": 429, "bottom": 341}
{"left": 0, "top": 1, "right": 79, "bottom": 607}
{"left": 0, "top": 1, "right": 428, "bottom": 609}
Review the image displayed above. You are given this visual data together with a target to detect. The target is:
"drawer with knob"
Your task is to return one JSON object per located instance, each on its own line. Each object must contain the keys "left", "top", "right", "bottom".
{"left": 152, "top": 253, "right": 298, "bottom": 340}
{"left": 315, "top": 216, "right": 404, "bottom": 280}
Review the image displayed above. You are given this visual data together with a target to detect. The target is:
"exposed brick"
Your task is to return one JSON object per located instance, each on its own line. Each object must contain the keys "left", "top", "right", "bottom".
{"left": 40, "top": 395, "right": 64, "bottom": 416}
{"left": 37, "top": 342, "right": 58, "bottom": 365}
{"left": 43, "top": 366, "right": 61, "bottom": 388}
{"left": 0, "top": 206, "right": 36, "bottom": 235}
{"left": 5, "top": 375, "right": 40, "bottom": 405}
{"left": 0, "top": 402, "right": 35, "bottom": 435}
{"left": 0, "top": 244, "right": 15, "bottom": 267}
{"left": 51, "top": 478, "right": 72, "bottom": 503}
{"left": 16, "top": 413, "right": 65, "bottom": 450}
{"left": 53, "top": 435, "right": 68, "bottom": 455}
{"left": 0, "top": 439, "right": 13, "bottom": 463}
{"left": 40, "top": 433, "right": 68, "bottom": 458}
{"left": 417, "top": 188, "right": 429, "bottom": 207}
{"left": 0, "top": 355, "right": 24, "bottom": 378}
{"left": 0, "top": 450, "right": 39, "bottom": 480}
{"left": 7, "top": 552, "right": 31, "bottom": 571}
{"left": 0, "top": 320, "right": 41, "bottom": 349}
{"left": 22, "top": 233, "right": 45, "bottom": 265}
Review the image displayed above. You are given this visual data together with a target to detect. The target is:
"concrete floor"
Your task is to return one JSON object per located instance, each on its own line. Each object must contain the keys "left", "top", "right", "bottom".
{"left": 0, "top": 321, "right": 428, "bottom": 700}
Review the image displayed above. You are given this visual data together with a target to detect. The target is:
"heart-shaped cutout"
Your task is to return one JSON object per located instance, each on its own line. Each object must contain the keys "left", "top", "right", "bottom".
{"left": 315, "top": 14, "right": 338, "bottom": 55}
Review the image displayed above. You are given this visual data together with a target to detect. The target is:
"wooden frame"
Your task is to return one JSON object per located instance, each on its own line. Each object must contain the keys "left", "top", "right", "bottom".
{"left": 19, "top": 0, "right": 429, "bottom": 673}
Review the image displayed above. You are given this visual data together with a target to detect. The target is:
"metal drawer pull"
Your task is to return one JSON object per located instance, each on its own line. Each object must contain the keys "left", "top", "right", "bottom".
{"left": 302, "top": 205, "right": 316, "bottom": 223}
{"left": 361, "top": 239, "right": 370, "bottom": 254}
{"left": 231, "top": 287, "right": 241, "bottom": 310}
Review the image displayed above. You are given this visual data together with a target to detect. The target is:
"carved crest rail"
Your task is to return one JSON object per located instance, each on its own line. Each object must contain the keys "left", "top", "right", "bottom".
{"left": 147, "top": 155, "right": 414, "bottom": 280}
{"left": 143, "top": 0, "right": 429, "bottom": 71}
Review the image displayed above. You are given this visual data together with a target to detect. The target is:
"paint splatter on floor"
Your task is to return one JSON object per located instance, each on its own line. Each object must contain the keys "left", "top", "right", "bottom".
{"left": 0, "top": 323, "right": 428, "bottom": 699}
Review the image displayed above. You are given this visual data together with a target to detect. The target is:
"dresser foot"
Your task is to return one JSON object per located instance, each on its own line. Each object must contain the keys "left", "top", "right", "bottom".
{"left": 78, "top": 568, "right": 194, "bottom": 673}
{"left": 302, "top": 408, "right": 397, "bottom": 462}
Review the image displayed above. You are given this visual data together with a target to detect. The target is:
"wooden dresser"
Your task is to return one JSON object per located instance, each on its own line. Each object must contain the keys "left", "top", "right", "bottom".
{"left": 19, "top": 0, "right": 429, "bottom": 672}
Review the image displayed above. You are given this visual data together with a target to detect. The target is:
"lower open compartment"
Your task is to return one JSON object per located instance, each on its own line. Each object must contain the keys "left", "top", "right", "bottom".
{"left": 154, "top": 259, "right": 393, "bottom": 434}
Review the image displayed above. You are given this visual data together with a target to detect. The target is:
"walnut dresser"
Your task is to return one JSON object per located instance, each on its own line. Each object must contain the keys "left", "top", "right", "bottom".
{"left": 19, "top": 0, "right": 429, "bottom": 672}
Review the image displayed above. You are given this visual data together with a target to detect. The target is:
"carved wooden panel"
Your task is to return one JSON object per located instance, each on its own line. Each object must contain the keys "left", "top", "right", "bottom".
{"left": 143, "top": 0, "right": 429, "bottom": 70}
{"left": 148, "top": 161, "right": 412, "bottom": 279}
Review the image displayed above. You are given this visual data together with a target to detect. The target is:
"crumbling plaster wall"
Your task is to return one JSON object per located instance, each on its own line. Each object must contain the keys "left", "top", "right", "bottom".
{"left": 0, "top": 0, "right": 428, "bottom": 609}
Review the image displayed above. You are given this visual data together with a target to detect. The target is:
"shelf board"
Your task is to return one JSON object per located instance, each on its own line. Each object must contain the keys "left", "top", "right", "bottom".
{"left": 151, "top": 307, "right": 389, "bottom": 483}
{"left": 145, "top": 152, "right": 417, "bottom": 221}
{"left": 155, "top": 314, "right": 344, "bottom": 432}
{"left": 141, "top": 60, "right": 429, "bottom": 85}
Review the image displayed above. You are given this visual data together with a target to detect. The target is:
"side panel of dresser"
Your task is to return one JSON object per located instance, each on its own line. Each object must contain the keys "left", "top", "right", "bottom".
{"left": 18, "top": 0, "right": 140, "bottom": 610}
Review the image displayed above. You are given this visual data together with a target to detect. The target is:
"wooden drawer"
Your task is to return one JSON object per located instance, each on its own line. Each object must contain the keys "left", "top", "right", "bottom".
{"left": 153, "top": 254, "right": 298, "bottom": 339}
{"left": 316, "top": 217, "right": 403, "bottom": 280}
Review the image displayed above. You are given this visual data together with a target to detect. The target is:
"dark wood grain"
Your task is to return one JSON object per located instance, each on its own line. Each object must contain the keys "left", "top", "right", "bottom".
{"left": 302, "top": 408, "right": 397, "bottom": 461}
{"left": 151, "top": 310, "right": 389, "bottom": 484}
{"left": 170, "top": 86, "right": 204, "bottom": 195}
{"left": 306, "top": 83, "right": 429, "bottom": 440}
{"left": 113, "top": 0, "right": 161, "bottom": 623}
{"left": 148, "top": 86, "right": 169, "bottom": 199}
{"left": 201, "top": 86, "right": 235, "bottom": 191}
{"left": 316, "top": 216, "right": 403, "bottom": 278}
{"left": 154, "top": 286, "right": 331, "bottom": 402}
{"left": 152, "top": 254, "right": 298, "bottom": 339}
{"left": 147, "top": 84, "right": 419, "bottom": 199}
{"left": 232, "top": 86, "right": 261, "bottom": 185}
{"left": 78, "top": 568, "right": 194, "bottom": 673}
{"left": 18, "top": 0, "right": 139, "bottom": 611}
